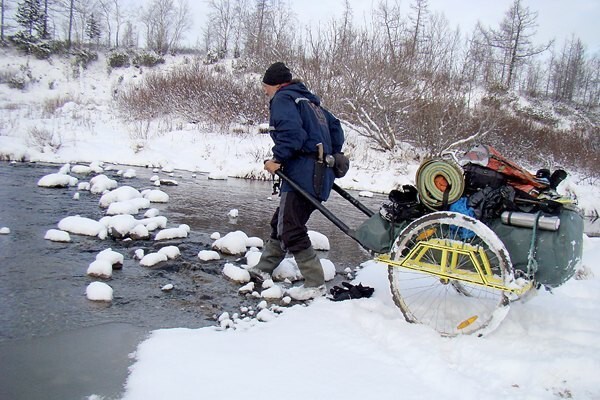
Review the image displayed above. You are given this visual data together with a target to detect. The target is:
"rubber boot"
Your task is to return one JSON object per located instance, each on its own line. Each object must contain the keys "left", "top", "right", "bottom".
{"left": 247, "top": 239, "right": 285, "bottom": 282}
{"left": 292, "top": 246, "right": 324, "bottom": 288}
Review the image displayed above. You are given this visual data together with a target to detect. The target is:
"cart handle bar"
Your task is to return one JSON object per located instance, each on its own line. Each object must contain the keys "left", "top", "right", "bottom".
{"left": 275, "top": 170, "right": 372, "bottom": 250}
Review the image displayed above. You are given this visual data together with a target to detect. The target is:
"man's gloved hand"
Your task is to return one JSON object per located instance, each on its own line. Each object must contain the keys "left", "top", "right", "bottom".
{"left": 329, "top": 282, "right": 374, "bottom": 301}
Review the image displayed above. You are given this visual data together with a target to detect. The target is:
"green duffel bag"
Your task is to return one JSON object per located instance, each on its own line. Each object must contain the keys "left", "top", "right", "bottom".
{"left": 487, "top": 207, "right": 584, "bottom": 288}
{"left": 355, "top": 213, "right": 410, "bottom": 254}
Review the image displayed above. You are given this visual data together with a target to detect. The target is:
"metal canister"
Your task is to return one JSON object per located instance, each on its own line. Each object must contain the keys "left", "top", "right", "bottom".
{"left": 501, "top": 211, "right": 560, "bottom": 231}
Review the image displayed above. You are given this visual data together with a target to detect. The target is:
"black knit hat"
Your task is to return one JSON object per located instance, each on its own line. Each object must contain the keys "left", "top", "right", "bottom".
{"left": 262, "top": 62, "right": 292, "bottom": 85}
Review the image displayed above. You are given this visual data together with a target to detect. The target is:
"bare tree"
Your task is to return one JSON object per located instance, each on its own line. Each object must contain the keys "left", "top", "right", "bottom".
{"left": 374, "top": 0, "right": 405, "bottom": 64}
{"left": 207, "top": 0, "right": 234, "bottom": 57}
{"left": 479, "top": 0, "right": 551, "bottom": 89}
{"left": 408, "top": 0, "right": 428, "bottom": 60}
{"left": 1, "top": 0, "right": 13, "bottom": 42}
{"left": 550, "top": 35, "right": 586, "bottom": 102}
{"left": 141, "top": 0, "right": 191, "bottom": 54}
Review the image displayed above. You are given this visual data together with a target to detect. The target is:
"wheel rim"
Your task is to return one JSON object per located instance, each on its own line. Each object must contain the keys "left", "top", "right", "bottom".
{"left": 388, "top": 211, "right": 512, "bottom": 336}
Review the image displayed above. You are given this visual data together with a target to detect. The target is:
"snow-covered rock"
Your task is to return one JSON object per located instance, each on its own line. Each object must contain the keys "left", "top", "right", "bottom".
{"left": 122, "top": 168, "right": 137, "bottom": 178}
{"left": 228, "top": 209, "right": 239, "bottom": 218}
{"left": 158, "top": 245, "right": 180, "bottom": 259}
{"left": 0, "top": 227, "right": 9, "bottom": 234}
{"left": 99, "top": 186, "right": 142, "bottom": 208}
{"left": 86, "top": 282, "right": 113, "bottom": 301}
{"left": 308, "top": 230, "right": 330, "bottom": 251}
{"left": 57, "top": 216, "right": 107, "bottom": 239}
{"left": 140, "top": 252, "right": 168, "bottom": 267}
{"left": 198, "top": 250, "right": 221, "bottom": 261}
{"left": 256, "top": 308, "right": 276, "bottom": 322}
{"left": 212, "top": 231, "right": 249, "bottom": 255}
{"left": 106, "top": 197, "right": 151, "bottom": 215}
{"left": 44, "top": 229, "right": 71, "bottom": 242}
{"left": 222, "top": 263, "right": 250, "bottom": 283}
{"left": 244, "top": 250, "right": 261, "bottom": 268}
{"left": 87, "top": 259, "right": 113, "bottom": 279}
{"left": 96, "top": 248, "right": 124, "bottom": 266}
{"left": 238, "top": 282, "right": 255, "bottom": 294}
{"left": 71, "top": 165, "right": 92, "bottom": 175}
{"left": 37, "top": 173, "right": 78, "bottom": 188}
{"left": 154, "top": 225, "right": 189, "bottom": 240}
{"left": 142, "top": 189, "right": 169, "bottom": 203}
{"left": 89, "top": 174, "right": 118, "bottom": 194}
{"left": 144, "top": 208, "right": 160, "bottom": 218}
{"left": 100, "top": 214, "right": 137, "bottom": 237}
{"left": 129, "top": 224, "right": 150, "bottom": 240}
{"left": 261, "top": 285, "right": 283, "bottom": 299}
{"left": 246, "top": 237, "right": 264, "bottom": 248}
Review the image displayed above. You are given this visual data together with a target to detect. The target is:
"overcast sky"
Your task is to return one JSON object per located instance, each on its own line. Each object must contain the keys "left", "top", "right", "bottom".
{"left": 181, "top": 0, "right": 599, "bottom": 54}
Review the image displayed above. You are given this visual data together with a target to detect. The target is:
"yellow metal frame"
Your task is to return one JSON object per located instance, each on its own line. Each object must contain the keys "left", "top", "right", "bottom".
{"left": 377, "top": 238, "right": 532, "bottom": 295}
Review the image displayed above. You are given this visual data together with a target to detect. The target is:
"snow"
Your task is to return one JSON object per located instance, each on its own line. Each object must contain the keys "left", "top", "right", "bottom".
{"left": 161, "top": 284, "right": 174, "bottom": 291}
{"left": 57, "top": 216, "right": 107, "bottom": 239}
{"left": 154, "top": 225, "right": 189, "bottom": 241}
{"left": 85, "top": 282, "right": 113, "bottom": 302}
{"left": 87, "top": 259, "right": 113, "bottom": 279}
{"left": 106, "top": 197, "right": 151, "bottom": 215}
{"left": 158, "top": 245, "right": 180, "bottom": 259}
{"left": 44, "top": 229, "right": 71, "bottom": 242}
{"left": 260, "top": 285, "right": 284, "bottom": 299}
{"left": 198, "top": 250, "right": 221, "bottom": 261}
{"left": 0, "top": 227, "right": 9, "bottom": 234}
{"left": 141, "top": 189, "right": 169, "bottom": 203}
{"left": 212, "top": 230, "right": 249, "bottom": 255}
{"left": 308, "top": 230, "right": 330, "bottom": 251}
{"left": 140, "top": 252, "right": 168, "bottom": 267}
{"left": 245, "top": 236, "right": 264, "bottom": 248}
{"left": 99, "top": 186, "right": 142, "bottom": 208}
{"left": 222, "top": 263, "right": 251, "bottom": 283}
{"left": 89, "top": 174, "right": 118, "bottom": 194}
{"left": 96, "top": 248, "right": 124, "bottom": 266}
{"left": 121, "top": 246, "right": 600, "bottom": 399}
{"left": 37, "top": 173, "right": 78, "bottom": 188}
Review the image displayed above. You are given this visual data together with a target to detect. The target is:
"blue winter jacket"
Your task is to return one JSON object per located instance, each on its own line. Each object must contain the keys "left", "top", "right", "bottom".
{"left": 268, "top": 82, "right": 345, "bottom": 201}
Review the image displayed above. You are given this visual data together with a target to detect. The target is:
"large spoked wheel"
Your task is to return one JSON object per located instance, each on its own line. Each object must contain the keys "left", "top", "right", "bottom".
{"left": 388, "top": 211, "right": 513, "bottom": 337}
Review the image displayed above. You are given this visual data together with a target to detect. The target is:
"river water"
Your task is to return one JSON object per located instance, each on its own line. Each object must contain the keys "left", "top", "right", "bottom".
{"left": 0, "top": 161, "right": 383, "bottom": 400}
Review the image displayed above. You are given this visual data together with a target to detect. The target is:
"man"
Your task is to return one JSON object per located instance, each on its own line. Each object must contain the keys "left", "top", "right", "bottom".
{"left": 248, "top": 62, "right": 345, "bottom": 300}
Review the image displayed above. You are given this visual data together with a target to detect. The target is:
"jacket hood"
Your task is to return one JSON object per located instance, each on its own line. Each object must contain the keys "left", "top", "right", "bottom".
{"left": 277, "top": 82, "right": 321, "bottom": 106}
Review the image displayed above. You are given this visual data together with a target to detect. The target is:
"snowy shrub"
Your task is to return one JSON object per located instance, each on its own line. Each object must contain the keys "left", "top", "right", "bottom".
{"left": 2, "top": 64, "right": 33, "bottom": 90}
{"left": 108, "top": 51, "right": 130, "bottom": 68}
{"left": 28, "top": 127, "right": 62, "bottom": 153}
{"left": 72, "top": 49, "right": 98, "bottom": 70}
{"left": 132, "top": 51, "right": 165, "bottom": 67}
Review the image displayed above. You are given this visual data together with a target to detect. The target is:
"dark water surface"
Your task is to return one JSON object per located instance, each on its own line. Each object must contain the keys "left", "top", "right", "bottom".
{"left": 0, "top": 161, "right": 384, "bottom": 399}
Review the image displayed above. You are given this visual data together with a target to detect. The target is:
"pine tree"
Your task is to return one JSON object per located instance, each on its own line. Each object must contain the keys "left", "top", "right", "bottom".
{"left": 86, "top": 13, "right": 101, "bottom": 45}
{"left": 15, "top": 0, "right": 45, "bottom": 38}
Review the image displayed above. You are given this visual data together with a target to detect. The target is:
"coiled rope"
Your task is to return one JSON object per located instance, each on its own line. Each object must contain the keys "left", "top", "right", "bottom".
{"left": 416, "top": 159, "right": 465, "bottom": 210}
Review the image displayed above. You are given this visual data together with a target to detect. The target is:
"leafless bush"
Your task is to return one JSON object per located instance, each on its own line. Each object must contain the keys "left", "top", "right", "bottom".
{"left": 42, "top": 95, "right": 74, "bottom": 116}
{"left": 117, "top": 62, "right": 267, "bottom": 127}
{"left": 27, "top": 127, "right": 62, "bottom": 153}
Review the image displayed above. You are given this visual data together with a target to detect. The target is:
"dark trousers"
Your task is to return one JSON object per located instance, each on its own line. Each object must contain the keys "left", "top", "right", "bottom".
{"left": 269, "top": 191, "right": 317, "bottom": 253}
